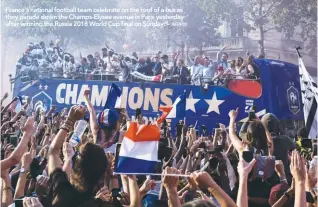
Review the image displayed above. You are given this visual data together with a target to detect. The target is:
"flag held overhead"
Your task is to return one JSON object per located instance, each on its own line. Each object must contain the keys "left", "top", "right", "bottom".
{"left": 104, "top": 83, "right": 122, "bottom": 109}
{"left": 166, "top": 92, "right": 186, "bottom": 120}
{"left": 115, "top": 122, "right": 160, "bottom": 174}
{"left": 97, "top": 83, "right": 122, "bottom": 129}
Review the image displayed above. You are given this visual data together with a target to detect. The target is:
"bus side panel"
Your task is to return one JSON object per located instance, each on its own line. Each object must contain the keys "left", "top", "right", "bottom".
{"left": 268, "top": 60, "right": 304, "bottom": 121}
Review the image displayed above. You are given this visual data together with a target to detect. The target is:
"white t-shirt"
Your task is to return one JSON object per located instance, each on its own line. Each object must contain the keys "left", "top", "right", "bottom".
{"left": 190, "top": 64, "right": 203, "bottom": 85}
{"left": 236, "top": 66, "right": 248, "bottom": 79}
{"left": 52, "top": 61, "right": 62, "bottom": 77}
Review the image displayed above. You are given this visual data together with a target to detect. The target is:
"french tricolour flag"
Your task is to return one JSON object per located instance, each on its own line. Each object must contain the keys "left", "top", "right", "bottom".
{"left": 104, "top": 83, "right": 122, "bottom": 109}
{"left": 115, "top": 122, "right": 160, "bottom": 174}
{"left": 166, "top": 93, "right": 186, "bottom": 119}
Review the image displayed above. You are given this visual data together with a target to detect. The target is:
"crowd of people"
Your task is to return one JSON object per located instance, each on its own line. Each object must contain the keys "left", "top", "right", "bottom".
{"left": 13, "top": 40, "right": 259, "bottom": 86}
{"left": 0, "top": 87, "right": 317, "bottom": 207}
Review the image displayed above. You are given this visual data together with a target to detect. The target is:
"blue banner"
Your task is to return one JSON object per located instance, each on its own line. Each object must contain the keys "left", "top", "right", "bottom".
{"left": 13, "top": 58, "right": 304, "bottom": 134}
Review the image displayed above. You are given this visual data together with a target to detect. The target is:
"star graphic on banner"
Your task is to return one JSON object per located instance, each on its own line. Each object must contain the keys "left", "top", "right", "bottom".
{"left": 44, "top": 85, "right": 48, "bottom": 90}
{"left": 205, "top": 92, "right": 225, "bottom": 114}
{"left": 38, "top": 84, "right": 43, "bottom": 90}
{"left": 186, "top": 91, "right": 200, "bottom": 113}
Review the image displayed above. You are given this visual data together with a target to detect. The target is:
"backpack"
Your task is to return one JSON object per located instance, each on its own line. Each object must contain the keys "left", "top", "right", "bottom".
{"left": 250, "top": 154, "right": 276, "bottom": 181}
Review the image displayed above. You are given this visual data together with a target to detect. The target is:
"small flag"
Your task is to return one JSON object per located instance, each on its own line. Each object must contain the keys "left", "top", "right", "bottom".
{"left": 166, "top": 93, "right": 187, "bottom": 119}
{"left": 10, "top": 96, "right": 25, "bottom": 113}
{"left": 97, "top": 83, "right": 121, "bottom": 129}
{"left": 298, "top": 53, "right": 318, "bottom": 138}
{"left": 157, "top": 106, "right": 173, "bottom": 124}
{"left": 104, "top": 83, "right": 122, "bottom": 109}
{"left": 152, "top": 74, "right": 163, "bottom": 82}
{"left": 115, "top": 122, "right": 160, "bottom": 174}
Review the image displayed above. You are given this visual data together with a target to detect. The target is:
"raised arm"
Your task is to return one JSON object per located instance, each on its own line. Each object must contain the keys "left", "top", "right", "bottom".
{"left": 174, "top": 134, "right": 187, "bottom": 164}
{"left": 1, "top": 92, "right": 9, "bottom": 106}
{"left": 62, "top": 142, "right": 75, "bottom": 178}
{"left": 1, "top": 171, "right": 13, "bottom": 207}
{"left": 1, "top": 147, "right": 14, "bottom": 207}
{"left": 1, "top": 97, "right": 18, "bottom": 114}
{"left": 14, "top": 152, "right": 33, "bottom": 199}
{"left": 228, "top": 108, "right": 244, "bottom": 152}
{"left": 187, "top": 51, "right": 194, "bottom": 67}
{"left": 83, "top": 88, "right": 100, "bottom": 142}
{"left": 191, "top": 171, "right": 237, "bottom": 207}
{"left": 216, "top": 44, "right": 230, "bottom": 62}
{"left": 45, "top": 105, "right": 56, "bottom": 118}
{"left": 48, "top": 105, "right": 86, "bottom": 175}
{"left": 163, "top": 167, "right": 182, "bottom": 207}
{"left": 223, "top": 152, "right": 237, "bottom": 191}
{"left": 127, "top": 175, "right": 142, "bottom": 207}
{"left": 290, "top": 150, "right": 307, "bottom": 207}
{"left": 236, "top": 154, "right": 256, "bottom": 207}
{"left": 1, "top": 117, "right": 35, "bottom": 171}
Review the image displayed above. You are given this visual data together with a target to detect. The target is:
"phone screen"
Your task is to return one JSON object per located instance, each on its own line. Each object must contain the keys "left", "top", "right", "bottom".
{"left": 248, "top": 111, "right": 256, "bottom": 120}
{"left": 112, "top": 188, "right": 122, "bottom": 199}
{"left": 301, "top": 139, "right": 312, "bottom": 149}
{"left": 1, "top": 149, "right": 5, "bottom": 160}
{"left": 114, "top": 143, "right": 122, "bottom": 168}
{"left": 209, "top": 157, "right": 219, "bottom": 169}
{"left": 136, "top": 108, "right": 142, "bottom": 118}
{"left": 198, "top": 142, "right": 206, "bottom": 149}
{"left": 242, "top": 151, "right": 254, "bottom": 163}
{"left": 15, "top": 199, "right": 23, "bottom": 207}
{"left": 306, "top": 191, "right": 315, "bottom": 203}
{"left": 176, "top": 123, "right": 183, "bottom": 136}
{"left": 9, "top": 136, "right": 18, "bottom": 147}
{"left": 313, "top": 144, "right": 317, "bottom": 156}
{"left": 215, "top": 145, "right": 224, "bottom": 152}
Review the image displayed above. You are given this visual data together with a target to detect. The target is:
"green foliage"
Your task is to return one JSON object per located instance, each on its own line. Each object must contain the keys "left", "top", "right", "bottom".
{"left": 272, "top": 0, "right": 317, "bottom": 54}
{"left": 198, "top": 0, "right": 317, "bottom": 56}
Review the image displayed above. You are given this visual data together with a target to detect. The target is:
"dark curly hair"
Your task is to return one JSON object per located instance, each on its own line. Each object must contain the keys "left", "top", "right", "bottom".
{"left": 246, "top": 120, "right": 268, "bottom": 155}
{"left": 70, "top": 143, "right": 107, "bottom": 194}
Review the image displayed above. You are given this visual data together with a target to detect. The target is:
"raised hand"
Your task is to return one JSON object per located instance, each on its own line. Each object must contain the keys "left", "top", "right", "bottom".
{"left": 190, "top": 171, "right": 216, "bottom": 189}
{"left": 290, "top": 150, "right": 306, "bottom": 184}
{"left": 21, "top": 116, "right": 35, "bottom": 134}
{"left": 228, "top": 107, "right": 239, "bottom": 120}
{"left": 163, "top": 167, "right": 180, "bottom": 192}
{"left": 23, "top": 197, "right": 43, "bottom": 207}
{"left": 95, "top": 186, "right": 112, "bottom": 202}
{"left": 21, "top": 152, "right": 32, "bottom": 171}
{"left": 50, "top": 105, "right": 56, "bottom": 111}
{"left": 3, "top": 92, "right": 9, "bottom": 99}
{"left": 35, "top": 176, "right": 49, "bottom": 196}
{"left": 118, "top": 192, "right": 130, "bottom": 206}
{"left": 67, "top": 105, "right": 86, "bottom": 122}
{"left": 84, "top": 88, "right": 90, "bottom": 98}
{"left": 140, "top": 177, "right": 156, "bottom": 195}
{"left": 237, "top": 154, "right": 256, "bottom": 179}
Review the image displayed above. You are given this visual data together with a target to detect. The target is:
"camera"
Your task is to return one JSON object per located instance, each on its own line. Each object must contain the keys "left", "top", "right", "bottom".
{"left": 209, "top": 157, "right": 219, "bottom": 170}
{"left": 176, "top": 123, "right": 183, "bottom": 137}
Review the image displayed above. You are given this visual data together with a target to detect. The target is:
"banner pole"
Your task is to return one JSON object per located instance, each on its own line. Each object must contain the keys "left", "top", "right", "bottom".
{"left": 114, "top": 172, "right": 191, "bottom": 177}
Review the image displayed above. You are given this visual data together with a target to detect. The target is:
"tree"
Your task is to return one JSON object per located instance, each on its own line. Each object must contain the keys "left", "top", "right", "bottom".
{"left": 202, "top": 0, "right": 317, "bottom": 57}
{"left": 122, "top": 0, "right": 227, "bottom": 57}
{"left": 272, "top": 0, "right": 317, "bottom": 55}
{"left": 229, "top": 0, "right": 286, "bottom": 57}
